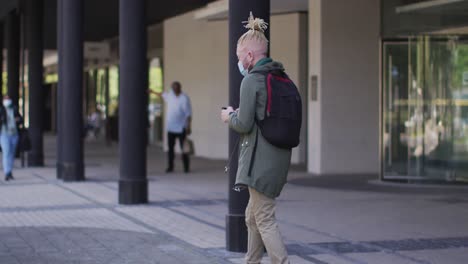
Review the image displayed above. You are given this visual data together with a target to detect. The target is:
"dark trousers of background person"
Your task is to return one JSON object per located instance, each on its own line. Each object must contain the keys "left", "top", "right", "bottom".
{"left": 167, "top": 130, "right": 189, "bottom": 172}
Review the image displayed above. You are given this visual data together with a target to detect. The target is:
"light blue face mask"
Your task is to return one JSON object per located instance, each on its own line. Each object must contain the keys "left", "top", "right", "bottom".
{"left": 238, "top": 60, "right": 248, "bottom": 76}
{"left": 2, "top": 99, "right": 12, "bottom": 108}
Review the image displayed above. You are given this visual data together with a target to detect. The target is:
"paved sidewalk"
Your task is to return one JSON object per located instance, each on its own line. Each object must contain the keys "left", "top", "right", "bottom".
{"left": 0, "top": 136, "right": 468, "bottom": 263}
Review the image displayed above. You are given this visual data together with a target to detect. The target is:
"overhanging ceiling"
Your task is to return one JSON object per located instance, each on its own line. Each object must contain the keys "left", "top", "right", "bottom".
{"left": 389, "top": 0, "right": 468, "bottom": 35}
{"left": 396, "top": 0, "right": 468, "bottom": 14}
{"left": 194, "top": 0, "right": 308, "bottom": 20}
{"left": 0, "top": 0, "right": 17, "bottom": 19}
{"left": 0, "top": 0, "right": 217, "bottom": 49}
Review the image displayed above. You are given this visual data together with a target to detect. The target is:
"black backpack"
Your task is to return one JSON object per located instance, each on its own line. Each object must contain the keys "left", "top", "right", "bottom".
{"left": 256, "top": 70, "right": 302, "bottom": 149}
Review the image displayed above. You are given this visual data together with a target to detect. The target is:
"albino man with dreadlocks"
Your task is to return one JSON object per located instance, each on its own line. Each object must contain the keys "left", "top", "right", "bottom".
{"left": 221, "top": 12, "right": 291, "bottom": 264}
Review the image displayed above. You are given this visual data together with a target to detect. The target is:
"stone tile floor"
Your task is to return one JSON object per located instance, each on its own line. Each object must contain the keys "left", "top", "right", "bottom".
{"left": 0, "top": 136, "right": 468, "bottom": 263}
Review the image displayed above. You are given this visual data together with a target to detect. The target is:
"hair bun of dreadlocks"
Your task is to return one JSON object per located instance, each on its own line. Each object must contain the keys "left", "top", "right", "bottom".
{"left": 242, "top": 12, "right": 268, "bottom": 33}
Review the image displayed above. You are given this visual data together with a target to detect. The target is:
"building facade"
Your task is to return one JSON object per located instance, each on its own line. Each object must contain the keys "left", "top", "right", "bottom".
{"left": 0, "top": 0, "right": 466, "bottom": 186}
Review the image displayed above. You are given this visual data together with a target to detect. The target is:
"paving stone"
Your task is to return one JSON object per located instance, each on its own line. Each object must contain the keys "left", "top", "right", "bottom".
{"left": 0, "top": 256, "right": 20, "bottom": 264}
{"left": 346, "top": 252, "right": 419, "bottom": 264}
{"left": 0, "top": 227, "right": 226, "bottom": 263}
{"left": 0, "top": 135, "right": 468, "bottom": 263}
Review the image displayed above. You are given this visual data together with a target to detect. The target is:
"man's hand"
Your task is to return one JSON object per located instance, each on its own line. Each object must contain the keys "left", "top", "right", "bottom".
{"left": 221, "top": 107, "right": 234, "bottom": 123}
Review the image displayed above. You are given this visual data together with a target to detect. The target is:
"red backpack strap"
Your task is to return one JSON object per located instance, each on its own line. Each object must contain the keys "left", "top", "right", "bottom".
{"left": 266, "top": 73, "right": 273, "bottom": 116}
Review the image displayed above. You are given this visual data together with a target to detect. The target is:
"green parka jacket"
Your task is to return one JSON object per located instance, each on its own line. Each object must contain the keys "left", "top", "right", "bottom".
{"left": 229, "top": 58, "right": 292, "bottom": 199}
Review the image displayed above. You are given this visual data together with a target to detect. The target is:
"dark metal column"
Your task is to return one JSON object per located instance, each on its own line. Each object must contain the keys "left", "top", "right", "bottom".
{"left": 56, "top": 0, "right": 63, "bottom": 178}
{"left": 226, "top": 0, "right": 270, "bottom": 252}
{"left": 26, "top": 0, "right": 45, "bottom": 166}
{"left": 6, "top": 11, "right": 20, "bottom": 106}
{"left": 118, "top": 0, "right": 148, "bottom": 204}
{"left": 61, "top": 0, "right": 84, "bottom": 181}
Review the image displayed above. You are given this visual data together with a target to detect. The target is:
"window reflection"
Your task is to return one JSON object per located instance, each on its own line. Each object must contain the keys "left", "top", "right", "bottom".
{"left": 383, "top": 36, "right": 468, "bottom": 182}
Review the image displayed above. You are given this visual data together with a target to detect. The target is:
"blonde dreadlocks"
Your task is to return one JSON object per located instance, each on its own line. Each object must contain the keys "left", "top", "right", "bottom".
{"left": 237, "top": 12, "right": 268, "bottom": 54}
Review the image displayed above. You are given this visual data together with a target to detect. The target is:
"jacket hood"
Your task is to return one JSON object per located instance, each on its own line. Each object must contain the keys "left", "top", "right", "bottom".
{"left": 250, "top": 59, "right": 285, "bottom": 74}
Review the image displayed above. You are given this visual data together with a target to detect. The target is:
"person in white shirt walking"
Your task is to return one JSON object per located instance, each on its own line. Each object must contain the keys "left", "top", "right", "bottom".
{"left": 150, "top": 81, "right": 192, "bottom": 173}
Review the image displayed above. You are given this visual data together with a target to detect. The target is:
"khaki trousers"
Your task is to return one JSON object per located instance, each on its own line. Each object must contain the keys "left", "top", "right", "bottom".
{"left": 245, "top": 187, "right": 289, "bottom": 264}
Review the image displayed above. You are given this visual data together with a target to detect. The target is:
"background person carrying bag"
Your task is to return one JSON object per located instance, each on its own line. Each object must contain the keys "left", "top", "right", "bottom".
{"left": 182, "top": 137, "right": 195, "bottom": 156}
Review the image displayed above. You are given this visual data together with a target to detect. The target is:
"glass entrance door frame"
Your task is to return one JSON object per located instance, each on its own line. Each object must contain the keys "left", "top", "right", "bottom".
{"left": 380, "top": 35, "right": 468, "bottom": 183}
{"left": 380, "top": 39, "right": 408, "bottom": 181}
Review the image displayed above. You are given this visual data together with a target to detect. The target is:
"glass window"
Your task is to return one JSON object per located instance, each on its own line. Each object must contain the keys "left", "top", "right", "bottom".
{"left": 108, "top": 66, "right": 119, "bottom": 116}
{"left": 148, "top": 58, "right": 164, "bottom": 143}
{"left": 383, "top": 36, "right": 468, "bottom": 182}
{"left": 95, "top": 68, "right": 106, "bottom": 115}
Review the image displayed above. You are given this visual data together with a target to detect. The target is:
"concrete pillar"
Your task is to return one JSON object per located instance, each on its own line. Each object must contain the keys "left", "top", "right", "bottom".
{"left": 61, "top": 0, "right": 84, "bottom": 181}
{"left": 308, "top": 0, "right": 380, "bottom": 175}
{"left": 227, "top": 0, "right": 270, "bottom": 253}
{"left": 6, "top": 11, "right": 20, "bottom": 106}
{"left": 56, "top": 0, "right": 63, "bottom": 178}
{"left": 26, "top": 0, "right": 45, "bottom": 166}
{"left": 118, "top": 0, "right": 148, "bottom": 204}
